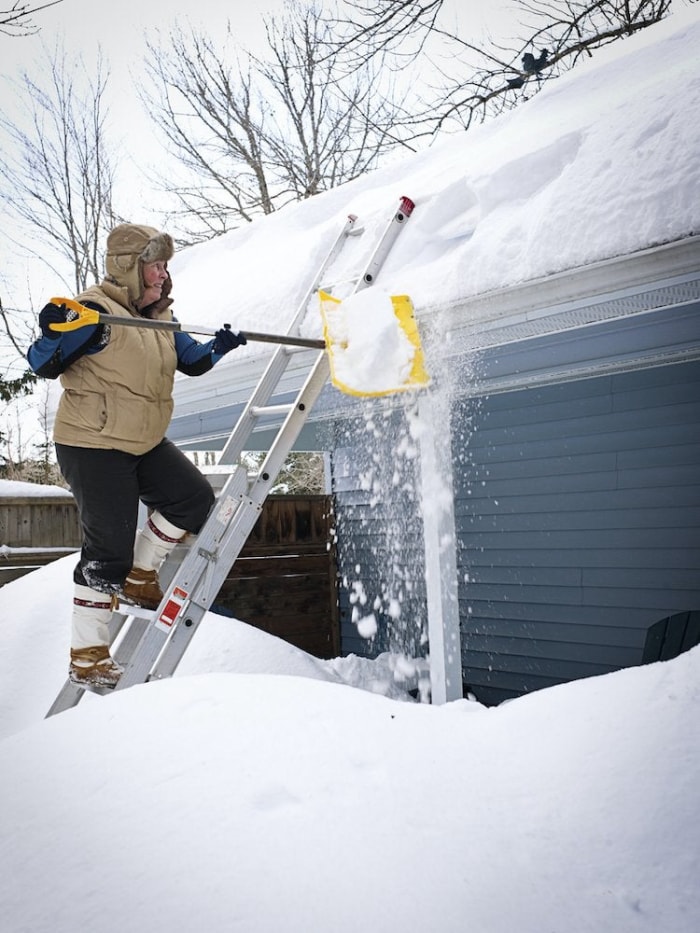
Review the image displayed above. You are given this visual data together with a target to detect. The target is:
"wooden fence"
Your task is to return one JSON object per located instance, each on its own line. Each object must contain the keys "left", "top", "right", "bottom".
{"left": 0, "top": 492, "right": 339, "bottom": 659}
{"left": 214, "top": 495, "right": 340, "bottom": 659}
{"left": 0, "top": 495, "right": 81, "bottom": 549}
{"left": 0, "top": 495, "right": 81, "bottom": 586}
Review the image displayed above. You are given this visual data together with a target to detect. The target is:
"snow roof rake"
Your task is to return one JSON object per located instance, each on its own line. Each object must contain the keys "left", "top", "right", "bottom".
{"left": 49, "top": 292, "right": 429, "bottom": 397}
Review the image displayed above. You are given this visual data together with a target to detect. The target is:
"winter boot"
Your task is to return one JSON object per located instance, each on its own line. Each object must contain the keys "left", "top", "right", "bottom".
{"left": 122, "top": 567, "right": 163, "bottom": 610}
{"left": 122, "top": 512, "right": 186, "bottom": 610}
{"left": 69, "top": 646, "right": 123, "bottom": 689}
{"left": 69, "top": 585, "right": 122, "bottom": 689}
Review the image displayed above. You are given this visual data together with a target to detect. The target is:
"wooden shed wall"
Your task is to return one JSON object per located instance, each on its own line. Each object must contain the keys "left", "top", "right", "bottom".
{"left": 207, "top": 495, "right": 340, "bottom": 659}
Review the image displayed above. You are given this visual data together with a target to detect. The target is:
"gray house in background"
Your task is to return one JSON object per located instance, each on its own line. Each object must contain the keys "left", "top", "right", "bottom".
{"left": 170, "top": 234, "right": 700, "bottom": 705}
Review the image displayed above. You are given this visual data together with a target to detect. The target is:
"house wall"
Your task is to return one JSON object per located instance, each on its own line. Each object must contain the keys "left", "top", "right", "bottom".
{"left": 167, "top": 237, "right": 700, "bottom": 703}
{"left": 329, "top": 281, "right": 700, "bottom": 705}
{"left": 454, "top": 358, "right": 700, "bottom": 706}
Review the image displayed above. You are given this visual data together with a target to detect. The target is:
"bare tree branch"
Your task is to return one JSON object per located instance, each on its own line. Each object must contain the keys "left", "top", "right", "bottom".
{"left": 328, "top": 0, "right": 444, "bottom": 65}
{"left": 328, "top": 0, "right": 687, "bottom": 137}
{"left": 141, "top": 2, "right": 408, "bottom": 242}
{"left": 0, "top": 45, "right": 118, "bottom": 293}
{"left": 0, "top": 1, "right": 63, "bottom": 37}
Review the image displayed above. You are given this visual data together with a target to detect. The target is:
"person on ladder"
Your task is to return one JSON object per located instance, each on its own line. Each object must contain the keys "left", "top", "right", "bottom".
{"left": 27, "top": 223, "right": 247, "bottom": 690}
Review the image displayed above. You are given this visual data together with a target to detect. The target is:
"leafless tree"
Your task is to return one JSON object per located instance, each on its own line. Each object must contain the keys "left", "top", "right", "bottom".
{"left": 0, "top": 0, "right": 63, "bottom": 37}
{"left": 141, "top": 1, "right": 406, "bottom": 242}
{"left": 256, "top": 7, "right": 402, "bottom": 197}
{"left": 328, "top": 0, "right": 691, "bottom": 135}
{"left": 0, "top": 42, "right": 118, "bottom": 438}
{"left": 0, "top": 294, "right": 36, "bottom": 424}
{"left": 0, "top": 45, "right": 118, "bottom": 295}
{"left": 242, "top": 450, "right": 327, "bottom": 494}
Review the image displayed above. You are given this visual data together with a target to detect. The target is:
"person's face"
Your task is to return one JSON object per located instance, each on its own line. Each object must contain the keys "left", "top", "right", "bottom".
{"left": 138, "top": 260, "right": 168, "bottom": 308}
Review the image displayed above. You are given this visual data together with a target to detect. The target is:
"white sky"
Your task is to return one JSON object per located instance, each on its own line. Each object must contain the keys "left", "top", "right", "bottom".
{"left": 3, "top": 0, "right": 280, "bottom": 67}
{"left": 0, "top": 0, "right": 284, "bottom": 226}
{"left": 0, "top": 0, "right": 514, "bottom": 179}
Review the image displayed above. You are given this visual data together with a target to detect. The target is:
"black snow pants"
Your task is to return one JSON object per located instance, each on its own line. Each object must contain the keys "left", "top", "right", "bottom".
{"left": 56, "top": 438, "right": 215, "bottom": 592}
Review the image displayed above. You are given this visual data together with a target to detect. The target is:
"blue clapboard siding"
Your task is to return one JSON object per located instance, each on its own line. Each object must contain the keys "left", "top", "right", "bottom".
{"left": 454, "top": 359, "right": 700, "bottom": 705}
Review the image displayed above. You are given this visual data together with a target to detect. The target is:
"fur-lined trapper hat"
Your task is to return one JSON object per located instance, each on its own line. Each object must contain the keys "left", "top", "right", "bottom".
{"left": 105, "top": 223, "right": 174, "bottom": 308}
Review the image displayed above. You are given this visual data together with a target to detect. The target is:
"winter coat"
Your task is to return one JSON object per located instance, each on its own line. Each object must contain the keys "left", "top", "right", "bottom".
{"left": 27, "top": 224, "right": 230, "bottom": 456}
{"left": 52, "top": 280, "right": 179, "bottom": 455}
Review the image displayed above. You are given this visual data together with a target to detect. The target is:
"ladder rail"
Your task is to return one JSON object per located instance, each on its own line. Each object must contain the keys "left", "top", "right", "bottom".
{"left": 111, "top": 466, "right": 250, "bottom": 689}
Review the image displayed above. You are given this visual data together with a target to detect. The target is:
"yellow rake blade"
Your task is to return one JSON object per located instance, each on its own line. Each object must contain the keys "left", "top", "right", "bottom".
{"left": 319, "top": 289, "right": 430, "bottom": 397}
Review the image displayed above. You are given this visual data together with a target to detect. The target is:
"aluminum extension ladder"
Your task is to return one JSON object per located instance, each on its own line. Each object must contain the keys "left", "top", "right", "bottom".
{"left": 46, "top": 195, "right": 415, "bottom": 717}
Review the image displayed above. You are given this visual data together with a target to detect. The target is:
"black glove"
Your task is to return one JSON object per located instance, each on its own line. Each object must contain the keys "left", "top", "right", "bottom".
{"left": 212, "top": 324, "right": 247, "bottom": 355}
{"left": 39, "top": 301, "right": 69, "bottom": 339}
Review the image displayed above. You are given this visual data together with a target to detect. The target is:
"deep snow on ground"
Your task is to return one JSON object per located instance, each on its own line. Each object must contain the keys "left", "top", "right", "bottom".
{"left": 0, "top": 557, "right": 699, "bottom": 933}
{"left": 2, "top": 8, "right": 700, "bottom": 933}
{"left": 0, "top": 556, "right": 416, "bottom": 742}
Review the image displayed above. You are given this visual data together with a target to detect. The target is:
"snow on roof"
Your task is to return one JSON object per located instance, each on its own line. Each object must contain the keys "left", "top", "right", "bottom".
{"left": 169, "top": 6, "right": 700, "bottom": 352}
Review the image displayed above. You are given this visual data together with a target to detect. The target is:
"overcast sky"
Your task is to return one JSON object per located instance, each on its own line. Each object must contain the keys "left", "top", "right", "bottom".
{"left": 1, "top": 0, "right": 284, "bottom": 185}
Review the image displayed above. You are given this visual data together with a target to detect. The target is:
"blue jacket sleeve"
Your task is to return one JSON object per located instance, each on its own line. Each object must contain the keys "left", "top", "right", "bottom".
{"left": 27, "top": 310, "right": 107, "bottom": 379}
{"left": 174, "top": 328, "right": 229, "bottom": 376}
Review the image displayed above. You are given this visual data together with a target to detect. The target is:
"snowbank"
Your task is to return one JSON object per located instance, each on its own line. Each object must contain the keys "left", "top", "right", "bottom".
{"left": 0, "top": 478, "right": 71, "bottom": 498}
{"left": 0, "top": 642, "right": 698, "bottom": 932}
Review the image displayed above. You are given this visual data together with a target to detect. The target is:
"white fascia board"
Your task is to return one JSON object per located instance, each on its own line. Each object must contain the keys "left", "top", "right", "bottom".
{"left": 435, "top": 235, "right": 700, "bottom": 354}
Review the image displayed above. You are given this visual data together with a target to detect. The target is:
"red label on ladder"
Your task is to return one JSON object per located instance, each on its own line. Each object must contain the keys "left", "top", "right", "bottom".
{"left": 157, "top": 586, "right": 189, "bottom": 631}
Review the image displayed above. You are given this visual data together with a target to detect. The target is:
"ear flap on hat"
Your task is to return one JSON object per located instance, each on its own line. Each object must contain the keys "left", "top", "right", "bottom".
{"left": 112, "top": 253, "right": 137, "bottom": 274}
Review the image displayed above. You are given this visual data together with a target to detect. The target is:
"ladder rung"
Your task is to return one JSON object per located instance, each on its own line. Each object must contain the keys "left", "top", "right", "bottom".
{"left": 117, "top": 603, "right": 155, "bottom": 621}
{"left": 201, "top": 465, "right": 239, "bottom": 476}
{"left": 283, "top": 343, "right": 318, "bottom": 354}
{"left": 200, "top": 464, "right": 240, "bottom": 493}
{"left": 321, "top": 277, "right": 356, "bottom": 288}
{"left": 250, "top": 403, "right": 295, "bottom": 418}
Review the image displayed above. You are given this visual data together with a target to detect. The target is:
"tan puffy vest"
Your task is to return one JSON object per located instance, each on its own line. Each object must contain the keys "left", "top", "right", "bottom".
{"left": 53, "top": 281, "right": 178, "bottom": 455}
